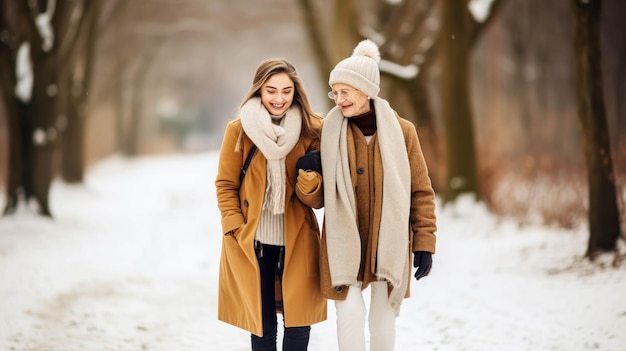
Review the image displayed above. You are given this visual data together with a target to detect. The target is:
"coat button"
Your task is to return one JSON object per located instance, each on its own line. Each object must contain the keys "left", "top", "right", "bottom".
{"left": 335, "top": 286, "right": 343, "bottom": 293}
{"left": 357, "top": 168, "right": 364, "bottom": 174}
{"left": 243, "top": 200, "right": 249, "bottom": 207}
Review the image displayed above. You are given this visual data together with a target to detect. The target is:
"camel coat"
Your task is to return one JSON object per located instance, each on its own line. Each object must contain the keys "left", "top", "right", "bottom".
{"left": 298, "top": 114, "right": 437, "bottom": 301}
{"left": 215, "top": 118, "right": 327, "bottom": 337}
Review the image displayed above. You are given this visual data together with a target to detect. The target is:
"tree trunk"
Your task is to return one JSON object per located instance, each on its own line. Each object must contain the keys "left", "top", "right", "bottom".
{"left": 332, "top": 0, "right": 361, "bottom": 59}
{"left": 124, "top": 52, "right": 155, "bottom": 156}
{"left": 2, "top": 100, "right": 26, "bottom": 215}
{"left": 406, "top": 74, "right": 443, "bottom": 191}
{"left": 28, "top": 45, "right": 58, "bottom": 216}
{"left": 0, "top": 33, "right": 22, "bottom": 214}
{"left": 60, "top": 87, "right": 85, "bottom": 182}
{"left": 571, "top": 0, "right": 621, "bottom": 258}
{"left": 440, "top": 0, "right": 480, "bottom": 203}
{"left": 115, "top": 58, "right": 127, "bottom": 153}
{"left": 125, "top": 70, "right": 144, "bottom": 156}
{"left": 1, "top": 0, "right": 24, "bottom": 214}
{"left": 297, "top": 0, "right": 335, "bottom": 110}
{"left": 60, "top": 0, "right": 102, "bottom": 182}
{"left": 2, "top": 0, "right": 56, "bottom": 216}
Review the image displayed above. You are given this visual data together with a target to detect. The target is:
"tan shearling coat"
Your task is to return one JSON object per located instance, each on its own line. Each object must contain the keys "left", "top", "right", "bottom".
{"left": 215, "top": 118, "right": 327, "bottom": 337}
{"left": 299, "top": 114, "right": 437, "bottom": 301}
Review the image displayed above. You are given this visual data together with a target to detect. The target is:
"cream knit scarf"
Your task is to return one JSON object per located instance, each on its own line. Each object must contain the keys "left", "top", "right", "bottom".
{"left": 321, "top": 97, "right": 411, "bottom": 313}
{"left": 240, "top": 97, "right": 302, "bottom": 214}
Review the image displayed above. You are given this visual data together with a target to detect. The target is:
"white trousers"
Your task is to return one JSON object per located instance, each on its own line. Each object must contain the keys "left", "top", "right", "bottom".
{"left": 335, "top": 282, "right": 397, "bottom": 351}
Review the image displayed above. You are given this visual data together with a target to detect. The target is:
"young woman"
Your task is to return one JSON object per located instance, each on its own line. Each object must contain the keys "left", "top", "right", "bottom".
{"left": 215, "top": 58, "right": 326, "bottom": 351}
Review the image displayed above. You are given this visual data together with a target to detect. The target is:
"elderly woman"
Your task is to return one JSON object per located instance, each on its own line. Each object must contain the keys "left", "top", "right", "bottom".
{"left": 298, "top": 39, "right": 437, "bottom": 351}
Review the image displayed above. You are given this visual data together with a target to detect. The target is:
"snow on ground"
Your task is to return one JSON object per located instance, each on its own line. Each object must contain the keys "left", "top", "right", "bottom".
{"left": 0, "top": 152, "right": 625, "bottom": 351}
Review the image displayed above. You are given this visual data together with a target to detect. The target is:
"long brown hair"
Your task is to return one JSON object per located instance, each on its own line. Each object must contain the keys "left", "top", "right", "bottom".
{"left": 240, "top": 58, "right": 321, "bottom": 139}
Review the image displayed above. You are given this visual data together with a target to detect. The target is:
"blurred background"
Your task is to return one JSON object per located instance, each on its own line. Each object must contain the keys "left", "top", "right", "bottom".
{"left": 1, "top": 0, "right": 624, "bottom": 249}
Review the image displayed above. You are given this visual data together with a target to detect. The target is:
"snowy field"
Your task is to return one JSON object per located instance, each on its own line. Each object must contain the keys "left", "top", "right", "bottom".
{"left": 1, "top": 152, "right": 625, "bottom": 351}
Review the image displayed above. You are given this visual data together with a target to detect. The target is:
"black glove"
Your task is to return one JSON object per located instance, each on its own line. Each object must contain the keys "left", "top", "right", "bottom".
{"left": 413, "top": 251, "right": 432, "bottom": 280}
{"left": 296, "top": 150, "right": 322, "bottom": 175}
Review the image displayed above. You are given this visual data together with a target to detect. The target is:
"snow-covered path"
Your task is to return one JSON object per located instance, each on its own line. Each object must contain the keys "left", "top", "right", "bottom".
{"left": 1, "top": 152, "right": 624, "bottom": 350}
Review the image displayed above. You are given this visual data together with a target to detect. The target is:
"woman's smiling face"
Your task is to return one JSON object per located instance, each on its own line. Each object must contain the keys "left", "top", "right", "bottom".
{"left": 260, "top": 73, "right": 294, "bottom": 116}
{"left": 329, "top": 83, "right": 370, "bottom": 117}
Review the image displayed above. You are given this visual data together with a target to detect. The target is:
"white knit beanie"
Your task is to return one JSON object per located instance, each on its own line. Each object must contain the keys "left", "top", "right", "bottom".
{"left": 329, "top": 39, "right": 381, "bottom": 98}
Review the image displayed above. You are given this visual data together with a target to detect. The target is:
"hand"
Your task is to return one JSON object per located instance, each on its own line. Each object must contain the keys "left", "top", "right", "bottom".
{"left": 296, "top": 150, "right": 322, "bottom": 175}
{"left": 225, "top": 228, "right": 238, "bottom": 241}
{"left": 225, "top": 226, "right": 242, "bottom": 237}
{"left": 297, "top": 169, "right": 321, "bottom": 194}
{"left": 413, "top": 251, "right": 432, "bottom": 280}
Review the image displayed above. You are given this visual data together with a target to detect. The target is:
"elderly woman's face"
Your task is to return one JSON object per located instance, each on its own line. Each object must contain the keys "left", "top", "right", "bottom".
{"left": 329, "top": 83, "right": 370, "bottom": 117}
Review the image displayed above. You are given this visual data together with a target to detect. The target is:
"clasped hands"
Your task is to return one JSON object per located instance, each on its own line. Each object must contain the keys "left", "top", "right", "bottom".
{"left": 297, "top": 169, "right": 321, "bottom": 193}
{"left": 296, "top": 150, "right": 322, "bottom": 193}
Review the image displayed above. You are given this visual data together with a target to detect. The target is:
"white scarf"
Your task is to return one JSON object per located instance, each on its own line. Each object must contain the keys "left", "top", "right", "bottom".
{"left": 240, "top": 97, "right": 302, "bottom": 214}
{"left": 321, "top": 97, "right": 411, "bottom": 313}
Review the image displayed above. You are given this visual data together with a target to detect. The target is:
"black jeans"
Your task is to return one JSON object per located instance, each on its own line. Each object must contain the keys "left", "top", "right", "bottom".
{"left": 251, "top": 243, "right": 311, "bottom": 351}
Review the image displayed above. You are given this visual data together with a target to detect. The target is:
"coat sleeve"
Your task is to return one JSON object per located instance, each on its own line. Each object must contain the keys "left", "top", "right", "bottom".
{"left": 402, "top": 119, "right": 437, "bottom": 253}
{"left": 215, "top": 121, "right": 245, "bottom": 235}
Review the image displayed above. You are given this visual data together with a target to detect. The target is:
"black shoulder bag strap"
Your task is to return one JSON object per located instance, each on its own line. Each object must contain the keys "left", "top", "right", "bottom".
{"left": 239, "top": 144, "right": 258, "bottom": 182}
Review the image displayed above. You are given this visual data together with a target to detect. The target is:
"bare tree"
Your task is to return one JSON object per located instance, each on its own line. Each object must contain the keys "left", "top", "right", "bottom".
{"left": 571, "top": 0, "right": 622, "bottom": 261}
{"left": 1, "top": 0, "right": 75, "bottom": 216}
{"left": 58, "top": 0, "right": 104, "bottom": 182}
{"left": 297, "top": 0, "right": 503, "bottom": 196}
{"left": 0, "top": 0, "right": 113, "bottom": 215}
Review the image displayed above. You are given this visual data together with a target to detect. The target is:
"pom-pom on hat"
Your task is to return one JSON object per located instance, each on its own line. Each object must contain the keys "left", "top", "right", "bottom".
{"left": 329, "top": 39, "right": 381, "bottom": 98}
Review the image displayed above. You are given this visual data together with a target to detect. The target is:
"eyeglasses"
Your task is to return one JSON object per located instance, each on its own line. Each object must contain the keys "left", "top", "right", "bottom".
{"left": 327, "top": 89, "right": 355, "bottom": 100}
